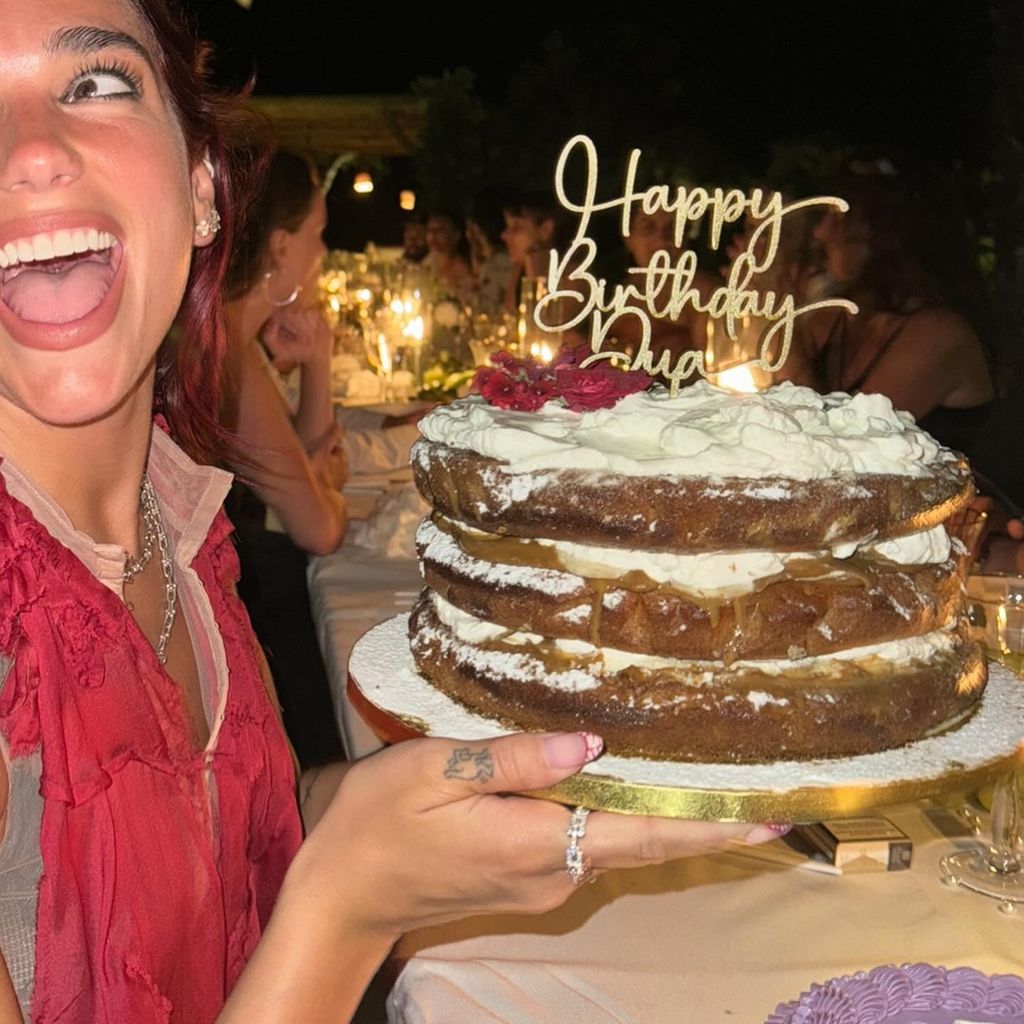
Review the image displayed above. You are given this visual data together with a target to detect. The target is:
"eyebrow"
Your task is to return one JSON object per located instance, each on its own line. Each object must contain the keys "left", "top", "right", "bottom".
{"left": 46, "top": 25, "right": 156, "bottom": 72}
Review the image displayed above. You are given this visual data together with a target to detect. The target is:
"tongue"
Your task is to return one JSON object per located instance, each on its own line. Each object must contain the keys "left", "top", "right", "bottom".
{"left": 2, "top": 260, "right": 115, "bottom": 325}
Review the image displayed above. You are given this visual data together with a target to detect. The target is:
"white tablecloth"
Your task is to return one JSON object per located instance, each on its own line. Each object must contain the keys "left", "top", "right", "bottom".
{"left": 388, "top": 803, "right": 1023, "bottom": 1023}
{"left": 310, "top": 408, "right": 423, "bottom": 759}
{"left": 308, "top": 543, "right": 418, "bottom": 760}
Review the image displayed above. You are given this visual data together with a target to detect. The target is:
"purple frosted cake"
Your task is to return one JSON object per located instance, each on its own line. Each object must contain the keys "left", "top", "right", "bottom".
{"left": 766, "top": 964, "right": 1024, "bottom": 1024}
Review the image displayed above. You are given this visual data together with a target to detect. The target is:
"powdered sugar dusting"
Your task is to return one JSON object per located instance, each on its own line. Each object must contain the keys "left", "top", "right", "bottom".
{"left": 350, "top": 616, "right": 1023, "bottom": 802}
{"left": 742, "top": 484, "right": 792, "bottom": 500}
{"left": 747, "top": 691, "right": 791, "bottom": 710}
{"left": 413, "top": 614, "right": 599, "bottom": 693}
{"left": 417, "top": 519, "right": 582, "bottom": 598}
{"left": 559, "top": 604, "right": 591, "bottom": 624}
{"left": 477, "top": 465, "right": 552, "bottom": 513}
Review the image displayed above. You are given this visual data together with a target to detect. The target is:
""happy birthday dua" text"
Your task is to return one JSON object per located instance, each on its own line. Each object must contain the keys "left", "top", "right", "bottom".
{"left": 535, "top": 135, "right": 858, "bottom": 393}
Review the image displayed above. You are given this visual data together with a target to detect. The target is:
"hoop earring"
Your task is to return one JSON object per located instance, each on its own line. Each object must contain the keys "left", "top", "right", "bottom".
{"left": 262, "top": 269, "right": 302, "bottom": 307}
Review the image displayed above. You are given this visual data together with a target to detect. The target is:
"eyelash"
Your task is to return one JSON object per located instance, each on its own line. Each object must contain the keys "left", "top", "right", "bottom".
{"left": 64, "top": 60, "right": 143, "bottom": 102}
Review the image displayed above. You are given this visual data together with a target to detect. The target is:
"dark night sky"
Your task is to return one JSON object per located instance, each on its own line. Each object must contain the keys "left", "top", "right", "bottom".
{"left": 186, "top": 1, "right": 993, "bottom": 167}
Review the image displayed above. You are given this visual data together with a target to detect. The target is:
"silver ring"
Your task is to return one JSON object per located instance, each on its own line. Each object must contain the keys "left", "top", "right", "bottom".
{"left": 565, "top": 806, "right": 595, "bottom": 886}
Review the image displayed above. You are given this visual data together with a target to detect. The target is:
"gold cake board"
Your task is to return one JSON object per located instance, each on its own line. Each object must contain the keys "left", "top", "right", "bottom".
{"left": 348, "top": 615, "right": 1024, "bottom": 823}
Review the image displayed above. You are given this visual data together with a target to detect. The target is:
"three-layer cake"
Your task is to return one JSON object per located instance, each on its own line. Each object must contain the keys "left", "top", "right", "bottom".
{"left": 409, "top": 381, "right": 982, "bottom": 763}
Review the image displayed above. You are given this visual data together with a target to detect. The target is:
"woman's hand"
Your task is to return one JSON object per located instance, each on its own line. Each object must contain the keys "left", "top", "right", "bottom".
{"left": 263, "top": 308, "right": 333, "bottom": 368}
{"left": 289, "top": 732, "right": 780, "bottom": 941}
{"left": 225, "top": 732, "right": 782, "bottom": 1023}
{"left": 307, "top": 422, "right": 348, "bottom": 490}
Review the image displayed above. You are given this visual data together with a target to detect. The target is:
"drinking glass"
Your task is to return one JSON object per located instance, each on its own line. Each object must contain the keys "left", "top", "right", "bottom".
{"left": 940, "top": 573, "right": 1024, "bottom": 912}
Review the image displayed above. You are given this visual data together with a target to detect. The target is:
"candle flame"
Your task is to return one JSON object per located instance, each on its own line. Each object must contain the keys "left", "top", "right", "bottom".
{"left": 402, "top": 316, "right": 424, "bottom": 342}
{"left": 377, "top": 333, "right": 392, "bottom": 375}
{"left": 714, "top": 362, "right": 771, "bottom": 393}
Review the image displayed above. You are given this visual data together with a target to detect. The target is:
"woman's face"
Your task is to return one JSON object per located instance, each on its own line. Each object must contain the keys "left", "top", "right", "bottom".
{"left": 814, "top": 209, "right": 871, "bottom": 285}
{"left": 501, "top": 212, "right": 551, "bottom": 265}
{"left": 276, "top": 189, "right": 327, "bottom": 297}
{"left": 0, "top": 0, "right": 214, "bottom": 428}
{"left": 625, "top": 209, "right": 680, "bottom": 268}
{"left": 425, "top": 216, "right": 459, "bottom": 257}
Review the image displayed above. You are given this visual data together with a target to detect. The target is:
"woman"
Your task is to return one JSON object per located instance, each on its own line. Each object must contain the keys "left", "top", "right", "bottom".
{"left": 222, "top": 149, "right": 346, "bottom": 555}
{"left": 614, "top": 206, "right": 719, "bottom": 367}
{"left": 423, "top": 210, "right": 471, "bottom": 298}
{"left": 796, "top": 171, "right": 994, "bottom": 454}
{"left": 222, "top": 150, "right": 347, "bottom": 767}
{"left": 501, "top": 189, "right": 563, "bottom": 311}
{"left": 465, "top": 186, "right": 513, "bottom": 316}
{"left": 0, "top": 3, "right": 781, "bottom": 1022}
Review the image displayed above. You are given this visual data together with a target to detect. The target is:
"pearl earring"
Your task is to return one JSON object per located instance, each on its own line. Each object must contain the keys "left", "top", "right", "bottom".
{"left": 195, "top": 207, "right": 222, "bottom": 239}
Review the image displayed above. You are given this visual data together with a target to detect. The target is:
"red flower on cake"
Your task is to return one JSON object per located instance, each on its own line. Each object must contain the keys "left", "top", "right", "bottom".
{"left": 476, "top": 366, "right": 557, "bottom": 411}
{"left": 474, "top": 347, "right": 650, "bottom": 413}
{"left": 553, "top": 351, "right": 651, "bottom": 411}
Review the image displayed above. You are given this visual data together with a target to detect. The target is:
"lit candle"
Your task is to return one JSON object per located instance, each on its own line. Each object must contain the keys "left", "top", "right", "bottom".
{"left": 377, "top": 333, "right": 392, "bottom": 376}
{"left": 403, "top": 316, "right": 424, "bottom": 342}
{"left": 714, "top": 361, "right": 772, "bottom": 393}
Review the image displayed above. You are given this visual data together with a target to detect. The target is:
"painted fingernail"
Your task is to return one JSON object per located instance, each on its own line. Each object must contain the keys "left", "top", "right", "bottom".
{"left": 580, "top": 732, "right": 604, "bottom": 763}
{"left": 543, "top": 732, "right": 604, "bottom": 769}
{"left": 743, "top": 823, "right": 791, "bottom": 845}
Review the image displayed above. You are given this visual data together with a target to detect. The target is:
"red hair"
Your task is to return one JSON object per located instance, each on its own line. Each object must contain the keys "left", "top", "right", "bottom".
{"left": 129, "top": 0, "right": 264, "bottom": 466}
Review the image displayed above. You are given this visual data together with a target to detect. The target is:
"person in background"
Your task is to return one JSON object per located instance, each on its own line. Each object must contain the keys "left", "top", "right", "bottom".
{"left": 607, "top": 205, "right": 719, "bottom": 369}
{"left": 401, "top": 213, "right": 428, "bottom": 264}
{"left": 465, "top": 186, "right": 514, "bottom": 316}
{"left": 716, "top": 202, "right": 823, "bottom": 383}
{"left": 222, "top": 149, "right": 347, "bottom": 768}
{"left": 501, "top": 189, "right": 565, "bottom": 310}
{"left": 424, "top": 210, "right": 472, "bottom": 297}
{"left": 792, "top": 168, "right": 994, "bottom": 455}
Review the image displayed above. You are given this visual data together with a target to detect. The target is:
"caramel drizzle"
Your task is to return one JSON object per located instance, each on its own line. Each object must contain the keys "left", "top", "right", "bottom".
{"left": 461, "top": 619, "right": 939, "bottom": 692}
{"left": 432, "top": 516, "right": 937, "bottom": 659}
{"left": 434, "top": 514, "right": 890, "bottom": 644}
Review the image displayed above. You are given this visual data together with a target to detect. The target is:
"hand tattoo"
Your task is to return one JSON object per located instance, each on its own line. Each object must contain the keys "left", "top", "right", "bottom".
{"left": 443, "top": 747, "right": 494, "bottom": 783}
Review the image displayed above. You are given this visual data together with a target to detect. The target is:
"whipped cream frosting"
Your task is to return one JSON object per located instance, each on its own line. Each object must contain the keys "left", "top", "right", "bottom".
{"left": 429, "top": 518, "right": 952, "bottom": 599}
{"left": 428, "top": 591, "right": 955, "bottom": 682}
{"left": 418, "top": 381, "right": 955, "bottom": 480}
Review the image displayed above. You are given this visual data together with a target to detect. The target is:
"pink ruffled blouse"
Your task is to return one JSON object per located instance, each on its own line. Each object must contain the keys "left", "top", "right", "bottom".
{"left": 0, "top": 429, "right": 303, "bottom": 1023}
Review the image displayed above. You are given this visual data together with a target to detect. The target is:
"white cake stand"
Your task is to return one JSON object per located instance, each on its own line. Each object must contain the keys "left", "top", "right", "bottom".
{"left": 349, "top": 615, "right": 1024, "bottom": 823}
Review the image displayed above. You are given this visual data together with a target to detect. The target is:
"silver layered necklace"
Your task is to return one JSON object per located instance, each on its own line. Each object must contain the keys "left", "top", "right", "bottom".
{"left": 124, "top": 476, "right": 177, "bottom": 664}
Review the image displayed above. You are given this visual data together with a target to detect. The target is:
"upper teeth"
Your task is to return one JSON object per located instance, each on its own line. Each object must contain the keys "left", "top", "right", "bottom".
{"left": 0, "top": 229, "right": 116, "bottom": 270}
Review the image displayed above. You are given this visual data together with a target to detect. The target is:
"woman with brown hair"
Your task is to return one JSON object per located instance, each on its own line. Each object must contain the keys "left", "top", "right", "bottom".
{"left": 798, "top": 169, "right": 994, "bottom": 454}
{"left": 221, "top": 148, "right": 347, "bottom": 767}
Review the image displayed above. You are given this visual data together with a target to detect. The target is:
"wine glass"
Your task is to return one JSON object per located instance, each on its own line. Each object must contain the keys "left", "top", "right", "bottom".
{"left": 940, "top": 572, "right": 1024, "bottom": 913}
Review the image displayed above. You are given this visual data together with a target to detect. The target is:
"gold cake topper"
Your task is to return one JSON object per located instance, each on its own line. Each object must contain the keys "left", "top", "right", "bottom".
{"left": 535, "top": 135, "right": 859, "bottom": 393}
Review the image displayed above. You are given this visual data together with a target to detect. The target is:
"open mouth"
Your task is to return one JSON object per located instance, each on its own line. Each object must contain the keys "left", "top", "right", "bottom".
{"left": 0, "top": 229, "right": 123, "bottom": 326}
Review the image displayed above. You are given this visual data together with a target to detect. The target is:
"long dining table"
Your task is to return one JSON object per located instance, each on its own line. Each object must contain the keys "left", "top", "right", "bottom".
{"left": 308, "top": 435, "right": 1023, "bottom": 1023}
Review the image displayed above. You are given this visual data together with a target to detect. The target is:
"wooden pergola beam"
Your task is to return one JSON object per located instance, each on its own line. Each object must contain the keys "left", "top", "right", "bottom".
{"left": 250, "top": 95, "right": 427, "bottom": 158}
